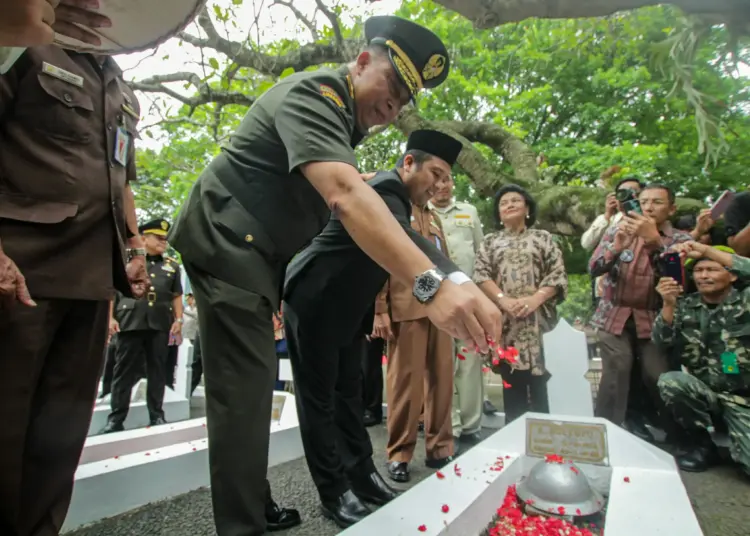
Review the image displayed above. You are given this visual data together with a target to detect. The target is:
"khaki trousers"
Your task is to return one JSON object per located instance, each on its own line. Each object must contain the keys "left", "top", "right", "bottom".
{"left": 451, "top": 339, "right": 485, "bottom": 437}
{"left": 386, "top": 318, "right": 454, "bottom": 462}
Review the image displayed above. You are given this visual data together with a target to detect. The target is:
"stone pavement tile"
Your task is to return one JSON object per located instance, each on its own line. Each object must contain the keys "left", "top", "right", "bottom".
{"left": 65, "top": 425, "right": 748, "bottom": 536}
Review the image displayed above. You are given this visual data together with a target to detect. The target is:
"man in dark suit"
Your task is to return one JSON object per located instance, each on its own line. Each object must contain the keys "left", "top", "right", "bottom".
{"left": 283, "top": 130, "right": 468, "bottom": 528}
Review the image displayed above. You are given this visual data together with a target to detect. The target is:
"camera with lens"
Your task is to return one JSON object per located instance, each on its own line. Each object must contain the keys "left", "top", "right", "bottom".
{"left": 615, "top": 187, "right": 642, "bottom": 215}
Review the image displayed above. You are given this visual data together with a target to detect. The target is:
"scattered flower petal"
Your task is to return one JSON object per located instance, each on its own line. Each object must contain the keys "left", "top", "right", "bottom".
{"left": 441, "top": 504, "right": 449, "bottom": 513}
{"left": 545, "top": 454, "right": 565, "bottom": 464}
{"left": 457, "top": 353, "right": 466, "bottom": 361}
{"left": 624, "top": 476, "right": 631, "bottom": 483}
{"left": 502, "top": 380, "right": 512, "bottom": 388}
{"left": 435, "top": 471, "right": 445, "bottom": 479}
{"left": 417, "top": 524, "right": 427, "bottom": 532}
{"left": 557, "top": 506, "right": 566, "bottom": 515}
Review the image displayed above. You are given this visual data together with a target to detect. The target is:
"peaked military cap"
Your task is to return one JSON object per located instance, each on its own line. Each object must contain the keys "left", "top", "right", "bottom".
{"left": 365, "top": 15, "right": 450, "bottom": 100}
{"left": 407, "top": 129, "right": 462, "bottom": 167}
{"left": 139, "top": 218, "right": 171, "bottom": 236}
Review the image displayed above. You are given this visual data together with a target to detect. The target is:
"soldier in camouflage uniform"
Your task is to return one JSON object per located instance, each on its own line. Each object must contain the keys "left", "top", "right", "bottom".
{"left": 653, "top": 241, "right": 750, "bottom": 478}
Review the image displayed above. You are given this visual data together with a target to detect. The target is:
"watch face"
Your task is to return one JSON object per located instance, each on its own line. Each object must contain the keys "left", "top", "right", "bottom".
{"left": 414, "top": 271, "right": 442, "bottom": 303}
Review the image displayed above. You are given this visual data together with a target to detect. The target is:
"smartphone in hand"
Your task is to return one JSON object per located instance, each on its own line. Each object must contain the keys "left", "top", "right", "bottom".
{"left": 660, "top": 252, "right": 685, "bottom": 287}
{"left": 710, "top": 190, "right": 735, "bottom": 221}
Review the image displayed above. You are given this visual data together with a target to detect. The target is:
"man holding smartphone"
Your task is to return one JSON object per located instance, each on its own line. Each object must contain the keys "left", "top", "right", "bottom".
{"left": 589, "top": 184, "right": 691, "bottom": 437}
{"left": 653, "top": 242, "right": 750, "bottom": 479}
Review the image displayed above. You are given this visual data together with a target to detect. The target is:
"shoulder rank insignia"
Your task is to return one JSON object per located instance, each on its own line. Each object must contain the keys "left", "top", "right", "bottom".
{"left": 320, "top": 84, "right": 344, "bottom": 108}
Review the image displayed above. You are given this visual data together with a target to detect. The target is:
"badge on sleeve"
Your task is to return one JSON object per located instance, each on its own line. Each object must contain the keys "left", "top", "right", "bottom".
{"left": 721, "top": 352, "right": 740, "bottom": 374}
{"left": 113, "top": 127, "right": 130, "bottom": 166}
{"left": 319, "top": 84, "right": 344, "bottom": 108}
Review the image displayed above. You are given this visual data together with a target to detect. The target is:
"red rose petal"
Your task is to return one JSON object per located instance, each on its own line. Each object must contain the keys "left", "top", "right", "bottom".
{"left": 418, "top": 524, "right": 427, "bottom": 532}
{"left": 113, "top": 456, "right": 119, "bottom": 459}
{"left": 502, "top": 380, "right": 512, "bottom": 388}
{"left": 457, "top": 353, "right": 466, "bottom": 361}
{"left": 576, "top": 508, "right": 582, "bottom": 515}
{"left": 441, "top": 504, "right": 449, "bottom": 513}
{"left": 570, "top": 465, "right": 580, "bottom": 474}
{"left": 545, "top": 454, "right": 565, "bottom": 464}
{"left": 557, "top": 506, "right": 566, "bottom": 515}
{"left": 624, "top": 476, "right": 631, "bottom": 483}
{"left": 435, "top": 471, "right": 445, "bottom": 479}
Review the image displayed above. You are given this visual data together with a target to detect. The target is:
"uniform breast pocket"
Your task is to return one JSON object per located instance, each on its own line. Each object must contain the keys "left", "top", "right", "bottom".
{"left": 31, "top": 73, "right": 95, "bottom": 144}
{"left": 454, "top": 218, "right": 474, "bottom": 228}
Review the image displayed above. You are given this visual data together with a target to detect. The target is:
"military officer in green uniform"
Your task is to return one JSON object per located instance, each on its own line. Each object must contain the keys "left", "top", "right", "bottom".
{"left": 169, "top": 15, "right": 502, "bottom": 536}
{"left": 103, "top": 219, "right": 184, "bottom": 433}
{"left": 653, "top": 241, "right": 750, "bottom": 478}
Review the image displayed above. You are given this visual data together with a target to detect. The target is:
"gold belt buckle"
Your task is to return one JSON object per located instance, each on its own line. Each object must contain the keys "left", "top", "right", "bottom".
{"left": 147, "top": 292, "right": 156, "bottom": 302}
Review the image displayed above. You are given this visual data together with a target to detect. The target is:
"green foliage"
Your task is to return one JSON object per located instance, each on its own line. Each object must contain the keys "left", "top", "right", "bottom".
{"left": 557, "top": 274, "right": 594, "bottom": 325}
{"left": 133, "top": 1, "right": 750, "bottom": 233}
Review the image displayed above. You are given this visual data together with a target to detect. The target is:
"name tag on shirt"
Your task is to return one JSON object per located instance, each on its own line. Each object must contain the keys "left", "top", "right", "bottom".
{"left": 455, "top": 215, "right": 473, "bottom": 227}
{"left": 113, "top": 127, "right": 130, "bottom": 166}
{"left": 42, "top": 62, "right": 84, "bottom": 88}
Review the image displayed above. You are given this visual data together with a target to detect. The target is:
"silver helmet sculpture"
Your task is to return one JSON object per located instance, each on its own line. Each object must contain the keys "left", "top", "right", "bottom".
{"left": 516, "top": 456, "right": 604, "bottom": 517}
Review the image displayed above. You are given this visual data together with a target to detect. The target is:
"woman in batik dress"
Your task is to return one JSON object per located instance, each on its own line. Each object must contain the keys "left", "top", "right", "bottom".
{"left": 473, "top": 185, "right": 568, "bottom": 423}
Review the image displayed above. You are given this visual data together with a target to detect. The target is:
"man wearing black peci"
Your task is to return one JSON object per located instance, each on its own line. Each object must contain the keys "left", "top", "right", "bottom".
{"left": 283, "top": 130, "right": 470, "bottom": 528}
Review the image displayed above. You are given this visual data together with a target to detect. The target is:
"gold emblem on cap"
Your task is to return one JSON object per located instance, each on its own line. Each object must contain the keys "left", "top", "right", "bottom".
{"left": 384, "top": 39, "right": 423, "bottom": 94}
{"left": 423, "top": 54, "right": 446, "bottom": 81}
{"left": 161, "top": 221, "right": 168, "bottom": 230}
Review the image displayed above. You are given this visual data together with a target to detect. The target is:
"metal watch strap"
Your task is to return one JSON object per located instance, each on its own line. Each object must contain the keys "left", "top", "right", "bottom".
{"left": 126, "top": 247, "right": 146, "bottom": 261}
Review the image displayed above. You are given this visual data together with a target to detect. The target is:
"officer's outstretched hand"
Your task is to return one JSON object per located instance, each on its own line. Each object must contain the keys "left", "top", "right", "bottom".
{"left": 425, "top": 281, "right": 502, "bottom": 353}
{"left": 0, "top": 244, "right": 35, "bottom": 310}
{"left": 126, "top": 256, "right": 150, "bottom": 299}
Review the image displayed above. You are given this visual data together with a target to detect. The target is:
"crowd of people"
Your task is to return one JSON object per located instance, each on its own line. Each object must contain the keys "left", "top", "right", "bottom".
{"left": 0, "top": 4, "right": 748, "bottom": 536}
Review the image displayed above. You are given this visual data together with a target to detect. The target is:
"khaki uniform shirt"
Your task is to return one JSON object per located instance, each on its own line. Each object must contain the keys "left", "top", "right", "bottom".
{"left": 376, "top": 203, "right": 450, "bottom": 322}
{"left": 429, "top": 201, "right": 483, "bottom": 277}
{"left": 0, "top": 47, "right": 139, "bottom": 300}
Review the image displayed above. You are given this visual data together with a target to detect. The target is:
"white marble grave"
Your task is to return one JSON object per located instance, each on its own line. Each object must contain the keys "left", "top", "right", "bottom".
{"left": 544, "top": 318, "right": 596, "bottom": 418}
{"left": 88, "top": 341, "right": 193, "bottom": 435}
{"left": 342, "top": 413, "right": 703, "bottom": 536}
{"left": 63, "top": 390, "right": 304, "bottom": 533}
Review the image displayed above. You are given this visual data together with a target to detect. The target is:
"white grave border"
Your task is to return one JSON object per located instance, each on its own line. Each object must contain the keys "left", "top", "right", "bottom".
{"left": 341, "top": 413, "right": 704, "bottom": 536}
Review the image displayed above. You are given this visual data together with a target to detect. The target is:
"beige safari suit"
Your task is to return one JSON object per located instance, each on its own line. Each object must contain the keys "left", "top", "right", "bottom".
{"left": 430, "top": 201, "right": 485, "bottom": 436}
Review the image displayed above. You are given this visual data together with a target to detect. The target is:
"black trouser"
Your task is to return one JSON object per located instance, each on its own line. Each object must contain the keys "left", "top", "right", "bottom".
{"left": 166, "top": 343, "right": 179, "bottom": 389}
{"left": 100, "top": 335, "right": 118, "bottom": 397}
{"left": 284, "top": 302, "right": 376, "bottom": 503}
{"left": 190, "top": 333, "right": 204, "bottom": 395}
{"left": 108, "top": 330, "right": 169, "bottom": 425}
{"left": 496, "top": 361, "right": 550, "bottom": 424}
{"left": 185, "top": 261, "right": 277, "bottom": 536}
{"left": 362, "top": 337, "right": 384, "bottom": 419}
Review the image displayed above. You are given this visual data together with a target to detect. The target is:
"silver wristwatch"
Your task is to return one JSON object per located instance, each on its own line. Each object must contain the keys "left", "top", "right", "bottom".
{"left": 412, "top": 268, "right": 446, "bottom": 304}
{"left": 126, "top": 247, "right": 146, "bottom": 261}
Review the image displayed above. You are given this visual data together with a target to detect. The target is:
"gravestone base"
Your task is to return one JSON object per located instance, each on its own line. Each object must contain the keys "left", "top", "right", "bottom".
{"left": 64, "top": 391, "right": 303, "bottom": 533}
{"left": 341, "top": 413, "right": 703, "bottom": 536}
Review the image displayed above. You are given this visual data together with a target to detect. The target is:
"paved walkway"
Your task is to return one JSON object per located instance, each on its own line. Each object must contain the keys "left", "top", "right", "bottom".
{"left": 67, "top": 420, "right": 748, "bottom": 536}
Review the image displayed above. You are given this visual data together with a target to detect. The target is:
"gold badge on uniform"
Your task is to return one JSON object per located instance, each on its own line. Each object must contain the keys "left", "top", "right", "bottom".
{"left": 41, "top": 62, "right": 84, "bottom": 88}
{"left": 422, "top": 54, "right": 446, "bottom": 81}
{"left": 319, "top": 84, "right": 344, "bottom": 108}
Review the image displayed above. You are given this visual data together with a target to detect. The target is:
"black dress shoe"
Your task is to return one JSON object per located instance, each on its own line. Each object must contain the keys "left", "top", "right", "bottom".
{"left": 624, "top": 418, "right": 654, "bottom": 443}
{"left": 363, "top": 411, "right": 382, "bottom": 427}
{"left": 351, "top": 471, "right": 399, "bottom": 506}
{"left": 386, "top": 461, "right": 410, "bottom": 483}
{"left": 150, "top": 417, "right": 168, "bottom": 426}
{"left": 100, "top": 421, "right": 124, "bottom": 434}
{"left": 460, "top": 431, "right": 483, "bottom": 444}
{"left": 483, "top": 400, "right": 498, "bottom": 415}
{"left": 677, "top": 445, "right": 719, "bottom": 473}
{"left": 320, "top": 490, "right": 370, "bottom": 528}
{"left": 266, "top": 500, "right": 301, "bottom": 532}
{"left": 425, "top": 455, "right": 455, "bottom": 470}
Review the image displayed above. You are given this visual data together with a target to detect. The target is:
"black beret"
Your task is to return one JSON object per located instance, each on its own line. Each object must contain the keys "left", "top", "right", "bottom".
{"left": 407, "top": 129, "right": 462, "bottom": 167}
{"left": 139, "top": 219, "right": 171, "bottom": 236}
{"left": 365, "top": 15, "right": 450, "bottom": 100}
